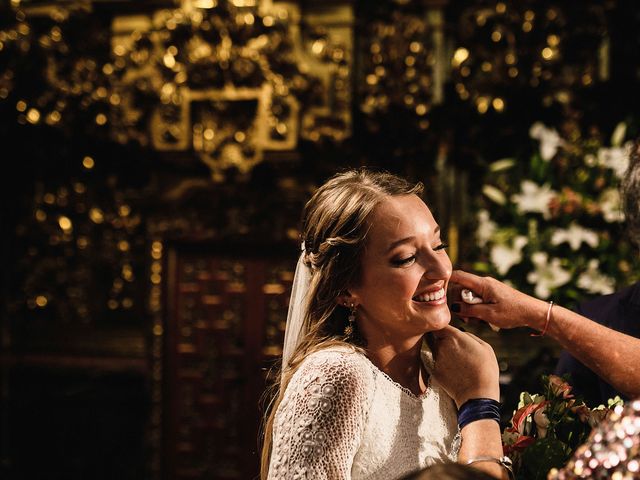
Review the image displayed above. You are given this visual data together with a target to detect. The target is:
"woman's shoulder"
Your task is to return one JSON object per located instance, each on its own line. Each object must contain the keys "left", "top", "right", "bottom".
{"left": 294, "top": 344, "right": 374, "bottom": 385}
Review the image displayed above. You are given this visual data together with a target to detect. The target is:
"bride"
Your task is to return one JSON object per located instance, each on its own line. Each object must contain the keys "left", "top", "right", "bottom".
{"left": 261, "top": 168, "right": 509, "bottom": 479}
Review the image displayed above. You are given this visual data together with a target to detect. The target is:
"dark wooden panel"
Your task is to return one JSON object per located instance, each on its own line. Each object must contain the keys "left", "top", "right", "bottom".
{"left": 163, "top": 243, "right": 294, "bottom": 480}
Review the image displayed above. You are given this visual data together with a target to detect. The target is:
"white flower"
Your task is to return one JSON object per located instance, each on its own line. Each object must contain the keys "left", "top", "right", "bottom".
{"left": 577, "top": 259, "right": 616, "bottom": 295}
{"left": 587, "top": 405, "right": 609, "bottom": 428}
{"left": 550, "top": 222, "right": 599, "bottom": 251}
{"left": 476, "top": 210, "right": 497, "bottom": 248}
{"left": 599, "top": 188, "right": 625, "bottom": 223}
{"left": 502, "top": 429, "right": 519, "bottom": 445}
{"left": 490, "top": 236, "right": 528, "bottom": 276}
{"left": 518, "top": 392, "right": 545, "bottom": 409}
{"left": 511, "top": 180, "right": 556, "bottom": 219}
{"left": 598, "top": 143, "right": 631, "bottom": 178}
{"left": 527, "top": 252, "right": 572, "bottom": 299}
{"left": 529, "top": 122, "right": 563, "bottom": 161}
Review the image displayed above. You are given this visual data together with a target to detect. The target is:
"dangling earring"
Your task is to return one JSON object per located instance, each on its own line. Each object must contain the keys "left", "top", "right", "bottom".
{"left": 344, "top": 303, "right": 356, "bottom": 336}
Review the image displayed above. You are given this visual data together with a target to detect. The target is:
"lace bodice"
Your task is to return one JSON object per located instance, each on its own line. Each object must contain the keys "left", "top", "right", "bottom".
{"left": 267, "top": 347, "right": 460, "bottom": 480}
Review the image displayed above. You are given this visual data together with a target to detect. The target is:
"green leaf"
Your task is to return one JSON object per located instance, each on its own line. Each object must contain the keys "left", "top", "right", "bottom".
{"left": 519, "top": 438, "right": 570, "bottom": 480}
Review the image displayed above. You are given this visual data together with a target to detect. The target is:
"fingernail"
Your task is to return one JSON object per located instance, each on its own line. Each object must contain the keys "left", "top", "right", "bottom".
{"left": 450, "top": 303, "right": 461, "bottom": 313}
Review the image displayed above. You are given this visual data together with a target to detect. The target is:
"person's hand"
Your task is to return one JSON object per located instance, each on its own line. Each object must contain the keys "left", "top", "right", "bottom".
{"left": 449, "top": 269, "right": 548, "bottom": 330}
{"left": 430, "top": 326, "right": 499, "bottom": 408}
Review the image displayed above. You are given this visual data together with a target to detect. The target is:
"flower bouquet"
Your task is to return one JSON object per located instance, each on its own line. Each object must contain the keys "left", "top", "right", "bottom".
{"left": 502, "top": 374, "right": 623, "bottom": 480}
{"left": 472, "top": 121, "right": 640, "bottom": 308}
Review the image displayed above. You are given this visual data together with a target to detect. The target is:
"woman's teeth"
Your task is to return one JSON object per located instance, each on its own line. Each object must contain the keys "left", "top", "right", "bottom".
{"left": 413, "top": 288, "right": 445, "bottom": 302}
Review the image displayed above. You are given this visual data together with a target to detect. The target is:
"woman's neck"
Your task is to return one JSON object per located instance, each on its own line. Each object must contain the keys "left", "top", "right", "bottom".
{"left": 365, "top": 336, "right": 428, "bottom": 396}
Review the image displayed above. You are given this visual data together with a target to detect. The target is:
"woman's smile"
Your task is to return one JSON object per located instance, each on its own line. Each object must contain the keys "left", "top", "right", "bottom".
{"left": 412, "top": 286, "right": 447, "bottom": 305}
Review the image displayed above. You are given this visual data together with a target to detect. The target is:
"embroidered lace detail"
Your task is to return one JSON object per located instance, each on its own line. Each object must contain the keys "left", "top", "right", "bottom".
{"left": 366, "top": 359, "right": 431, "bottom": 400}
{"left": 267, "top": 347, "right": 459, "bottom": 480}
{"left": 268, "top": 347, "right": 372, "bottom": 479}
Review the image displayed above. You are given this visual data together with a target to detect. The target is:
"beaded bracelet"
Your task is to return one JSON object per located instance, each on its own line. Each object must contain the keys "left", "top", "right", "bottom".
{"left": 465, "top": 455, "right": 515, "bottom": 480}
{"left": 457, "top": 398, "right": 501, "bottom": 430}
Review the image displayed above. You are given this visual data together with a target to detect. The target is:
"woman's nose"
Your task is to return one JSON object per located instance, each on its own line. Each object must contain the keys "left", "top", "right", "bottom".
{"left": 421, "top": 250, "right": 452, "bottom": 279}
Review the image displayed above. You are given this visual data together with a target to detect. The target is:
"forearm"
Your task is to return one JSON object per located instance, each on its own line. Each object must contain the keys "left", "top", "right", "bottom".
{"left": 529, "top": 302, "right": 640, "bottom": 399}
{"left": 458, "top": 420, "right": 508, "bottom": 479}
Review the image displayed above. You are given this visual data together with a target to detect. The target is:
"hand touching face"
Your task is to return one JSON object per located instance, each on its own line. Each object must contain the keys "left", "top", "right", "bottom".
{"left": 449, "top": 269, "right": 548, "bottom": 330}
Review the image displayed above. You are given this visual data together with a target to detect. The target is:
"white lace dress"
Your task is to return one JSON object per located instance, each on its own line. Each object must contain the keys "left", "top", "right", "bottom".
{"left": 267, "top": 346, "right": 460, "bottom": 480}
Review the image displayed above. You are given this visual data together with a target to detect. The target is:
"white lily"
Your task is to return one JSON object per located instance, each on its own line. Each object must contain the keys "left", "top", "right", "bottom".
{"left": 599, "top": 188, "right": 624, "bottom": 223}
{"left": 512, "top": 180, "right": 556, "bottom": 219}
{"left": 550, "top": 222, "right": 599, "bottom": 251}
{"left": 577, "top": 259, "right": 615, "bottom": 295}
{"left": 598, "top": 143, "right": 632, "bottom": 178}
{"left": 490, "top": 236, "right": 528, "bottom": 276}
{"left": 527, "top": 252, "right": 572, "bottom": 299}
{"left": 529, "top": 122, "right": 563, "bottom": 161}
{"left": 476, "top": 210, "right": 497, "bottom": 248}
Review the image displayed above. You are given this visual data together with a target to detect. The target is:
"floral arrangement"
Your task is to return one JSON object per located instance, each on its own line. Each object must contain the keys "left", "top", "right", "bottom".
{"left": 502, "top": 374, "right": 623, "bottom": 480}
{"left": 472, "top": 121, "right": 640, "bottom": 307}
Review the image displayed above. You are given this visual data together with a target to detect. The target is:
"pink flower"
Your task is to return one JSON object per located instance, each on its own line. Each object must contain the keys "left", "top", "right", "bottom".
{"left": 548, "top": 375, "right": 574, "bottom": 399}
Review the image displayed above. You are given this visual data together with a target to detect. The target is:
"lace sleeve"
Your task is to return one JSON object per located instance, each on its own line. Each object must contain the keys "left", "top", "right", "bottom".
{"left": 267, "top": 349, "right": 374, "bottom": 480}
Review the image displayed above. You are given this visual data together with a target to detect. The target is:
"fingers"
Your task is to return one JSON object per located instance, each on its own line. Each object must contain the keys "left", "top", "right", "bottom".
{"left": 451, "top": 302, "right": 495, "bottom": 323}
{"left": 451, "top": 302, "right": 504, "bottom": 331}
{"left": 450, "top": 270, "right": 485, "bottom": 291}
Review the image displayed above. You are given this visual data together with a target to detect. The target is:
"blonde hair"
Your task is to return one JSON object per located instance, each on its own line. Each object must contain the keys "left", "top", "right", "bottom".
{"left": 260, "top": 168, "right": 423, "bottom": 478}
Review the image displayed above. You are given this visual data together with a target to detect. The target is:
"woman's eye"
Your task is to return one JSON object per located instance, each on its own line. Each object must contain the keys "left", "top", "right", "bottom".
{"left": 434, "top": 243, "right": 448, "bottom": 251}
{"left": 392, "top": 255, "right": 416, "bottom": 267}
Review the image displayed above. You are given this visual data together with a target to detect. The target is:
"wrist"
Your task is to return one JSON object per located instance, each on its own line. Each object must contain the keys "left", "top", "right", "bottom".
{"left": 530, "top": 300, "right": 554, "bottom": 337}
{"left": 457, "top": 398, "right": 501, "bottom": 430}
{"left": 465, "top": 455, "right": 514, "bottom": 480}
{"left": 525, "top": 298, "right": 552, "bottom": 330}
{"left": 456, "top": 389, "right": 500, "bottom": 409}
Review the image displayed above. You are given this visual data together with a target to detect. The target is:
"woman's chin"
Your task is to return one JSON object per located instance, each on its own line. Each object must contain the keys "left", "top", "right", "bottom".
{"left": 424, "top": 312, "right": 451, "bottom": 332}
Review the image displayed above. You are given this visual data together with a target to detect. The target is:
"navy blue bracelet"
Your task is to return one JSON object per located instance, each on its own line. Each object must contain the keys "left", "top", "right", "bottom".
{"left": 457, "top": 398, "right": 501, "bottom": 430}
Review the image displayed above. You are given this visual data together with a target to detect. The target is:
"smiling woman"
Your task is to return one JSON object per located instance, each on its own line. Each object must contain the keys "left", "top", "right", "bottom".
{"left": 348, "top": 194, "right": 453, "bottom": 346}
{"left": 260, "top": 168, "right": 509, "bottom": 480}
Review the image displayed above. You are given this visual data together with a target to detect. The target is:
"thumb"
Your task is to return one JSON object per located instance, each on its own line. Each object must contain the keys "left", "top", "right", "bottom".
{"left": 450, "top": 270, "right": 484, "bottom": 291}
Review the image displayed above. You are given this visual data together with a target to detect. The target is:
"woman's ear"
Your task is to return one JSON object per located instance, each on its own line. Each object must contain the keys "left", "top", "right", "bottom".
{"left": 336, "top": 290, "right": 358, "bottom": 308}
